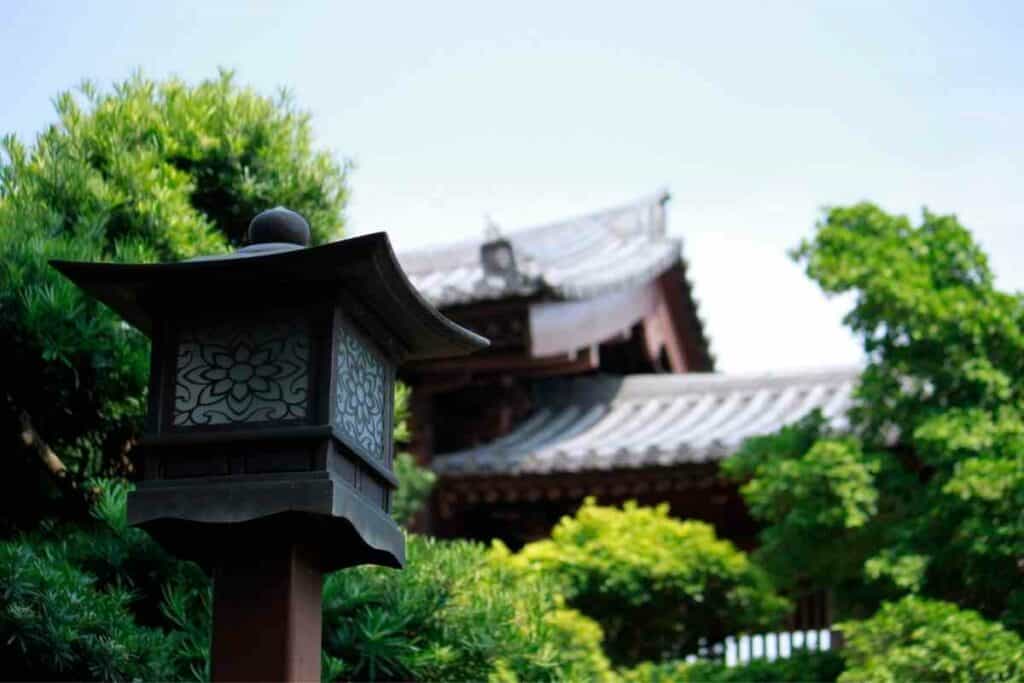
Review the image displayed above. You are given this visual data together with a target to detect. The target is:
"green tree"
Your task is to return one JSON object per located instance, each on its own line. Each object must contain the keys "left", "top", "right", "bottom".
{"left": 723, "top": 204, "right": 1024, "bottom": 673}
{"left": 0, "top": 70, "right": 349, "bottom": 528}
{"left": 504, "top": 499, "right": 790, "bottom": 666}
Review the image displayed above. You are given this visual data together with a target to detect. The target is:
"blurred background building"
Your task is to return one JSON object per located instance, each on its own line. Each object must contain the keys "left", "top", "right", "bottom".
{"left": 399, "top": 191, "right": 858, "bottom": 556}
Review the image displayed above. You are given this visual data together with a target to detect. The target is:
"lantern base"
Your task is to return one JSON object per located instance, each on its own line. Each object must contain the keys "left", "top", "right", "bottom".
{"left": 127, "top": 472, "right": 404, "bottom": 572}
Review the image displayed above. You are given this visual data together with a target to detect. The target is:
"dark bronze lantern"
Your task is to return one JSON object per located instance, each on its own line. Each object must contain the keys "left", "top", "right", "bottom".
{"left": 51, "top": 208, "right": 488, "bottom": 572}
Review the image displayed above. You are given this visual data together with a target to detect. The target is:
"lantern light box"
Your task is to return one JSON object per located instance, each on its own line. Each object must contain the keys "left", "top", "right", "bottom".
{"left": 52, "top": 208, "right": 488, "bottom": 571}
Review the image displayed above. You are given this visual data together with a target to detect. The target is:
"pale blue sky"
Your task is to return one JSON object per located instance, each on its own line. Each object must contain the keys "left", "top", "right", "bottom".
{"left": 3, "top": 1, "right": 1022, "bottom": 372}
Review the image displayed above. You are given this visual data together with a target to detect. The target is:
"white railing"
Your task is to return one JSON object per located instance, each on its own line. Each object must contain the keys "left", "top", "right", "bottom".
{"left": 687, "top": 629, "right": 833, "bottom": 667}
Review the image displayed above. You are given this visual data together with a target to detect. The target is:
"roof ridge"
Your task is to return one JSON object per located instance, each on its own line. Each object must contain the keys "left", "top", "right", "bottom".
{"left": 620, "top": 364, "right": 863, "bottom": 383}
{"left": 395, "top": 189, "right": 670, "bottom": 274}
{"left": 612, "top": 366, "right": 862, "bottom": 401}
{"left": 509, "top": 188, "right": 671, "bottom": 243}
{"left": 532, "top": 366, "right": 861, "bottom": 405}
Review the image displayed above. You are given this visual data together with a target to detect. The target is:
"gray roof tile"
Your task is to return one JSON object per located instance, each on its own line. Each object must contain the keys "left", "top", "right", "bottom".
{"left": 432, "top": 367, "right": 859, "bottom": 477}
{"left": 397, "top": 190, "right": 677, "bottom": 307}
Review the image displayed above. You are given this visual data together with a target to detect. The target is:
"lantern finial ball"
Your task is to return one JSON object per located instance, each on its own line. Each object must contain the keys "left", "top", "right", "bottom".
{"left": 248, "top": 207, "right": 311, "bottom": 247}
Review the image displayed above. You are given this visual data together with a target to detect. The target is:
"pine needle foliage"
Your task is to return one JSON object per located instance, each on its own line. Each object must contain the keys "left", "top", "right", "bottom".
{"left": 322, "top": 534, "right": 615, "bottom": 682}
{"left": 0, "top": 481, "right": 209, "bottom": 681}
{"left": 0, "top": 70, "right": 349, "bottom": 524}
{"left": 1, "top": 480, "right": 615, "bottom": 682}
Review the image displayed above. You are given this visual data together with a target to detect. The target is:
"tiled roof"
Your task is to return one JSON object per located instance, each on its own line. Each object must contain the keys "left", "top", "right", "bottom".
{"left": 397, "top": 190, "right": 679, "bottom": 307}
{"left": 432, "top": 367, "right": 859, "bottom": 477}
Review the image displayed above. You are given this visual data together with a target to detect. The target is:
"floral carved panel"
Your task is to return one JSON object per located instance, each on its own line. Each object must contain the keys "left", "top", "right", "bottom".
{"left": 173, "top": 320, "right": 310, "bottom": 427}
{"left": 333, "top": 317, "right": 389, "bottom": 461}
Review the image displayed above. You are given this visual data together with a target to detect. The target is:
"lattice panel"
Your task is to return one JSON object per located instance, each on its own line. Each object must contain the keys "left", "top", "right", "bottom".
{"left": 173, "top": 320, "right": 310, "bottom": 427}
{"left": 333, "top": 316, "right": 390, "bottom": 461}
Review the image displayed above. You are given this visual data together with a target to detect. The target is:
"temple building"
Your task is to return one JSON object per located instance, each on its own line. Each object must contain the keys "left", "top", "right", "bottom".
{"left": 396, "top": 190, "right": 857, "bottom": 570}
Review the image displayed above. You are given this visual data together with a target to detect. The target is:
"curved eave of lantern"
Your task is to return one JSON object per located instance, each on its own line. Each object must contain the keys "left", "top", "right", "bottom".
{"left": 50, "top": 231, "right": 489, "bottom": 362}
{"left": 129, "top": 482, "right": 406, "bottom": 571}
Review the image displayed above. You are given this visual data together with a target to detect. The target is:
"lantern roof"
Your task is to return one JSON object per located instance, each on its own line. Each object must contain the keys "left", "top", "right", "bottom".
{"left": 51, "top": 211, "right": 488, "bottom": 362}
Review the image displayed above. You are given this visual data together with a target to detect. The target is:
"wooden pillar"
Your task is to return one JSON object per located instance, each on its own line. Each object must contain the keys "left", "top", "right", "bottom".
{"left": 211, "top": 542, "right": 322, "bottom": 682}
{"left": 408, "top": 388, "right": 435, "bottom": 467}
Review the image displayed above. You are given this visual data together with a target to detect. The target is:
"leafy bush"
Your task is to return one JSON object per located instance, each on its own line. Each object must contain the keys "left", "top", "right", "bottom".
{"left": 617, "top": 660, "right": 691, "bottom": 683}
{"left": 837, "top": 596, "right": 1024, "bottom": 683}
{"left": 504, "top": 499, "right": 790, "bottom": 666}
{"left": 619, "top": 650, "right": 844, "bottom": 683}
{"left": 322, "top": 534, "right": 614, "bottom": 682}
{"left": 0, "top": 70, "right": 349, "bottom": 524}
{"left": 2, "top": 481, "right": 614, "bottom": 682}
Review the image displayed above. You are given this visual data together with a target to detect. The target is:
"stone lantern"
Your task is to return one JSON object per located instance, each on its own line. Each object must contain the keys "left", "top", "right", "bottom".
{"left": 51, "top": 208, "right": 488, "bottom": 681}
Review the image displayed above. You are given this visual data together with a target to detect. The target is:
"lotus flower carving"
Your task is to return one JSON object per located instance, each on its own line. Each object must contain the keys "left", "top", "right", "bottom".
{"left": 174, "top": 321, "right": 309, "bottom": 426}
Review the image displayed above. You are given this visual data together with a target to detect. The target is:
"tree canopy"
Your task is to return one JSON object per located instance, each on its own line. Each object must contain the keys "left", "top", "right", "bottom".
{"left": 723, "top": 203, "right": 1024, "bottom": 675}
{"left": 0, "top": 71, "right": 349, "bottom": 525}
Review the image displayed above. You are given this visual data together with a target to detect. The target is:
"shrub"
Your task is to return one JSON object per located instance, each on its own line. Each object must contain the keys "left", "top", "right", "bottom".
{"left": 504, "top": 499, "right": 790, "bottom": 666}
{"left": 837, "top": 596, "right": 1024, "bottom": 683}
{"left": 322, "top": 534, "right": 615, "bottom": 682}
{"left": 0, "top": 539, "right": 175, "bottom": 681}
{"left": 0, "top": 482, "right": 208, "bottom": 681}
{"left": 3, "top": 481, "right": 619, "bottom": 683}
{"left": 619, "top": 649, "right": 844, "bottom": 682}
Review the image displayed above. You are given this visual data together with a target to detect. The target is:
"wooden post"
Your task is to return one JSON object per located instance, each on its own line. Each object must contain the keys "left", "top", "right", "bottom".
{"left": 211, "top": 541, "right": 322, "bottom": 682}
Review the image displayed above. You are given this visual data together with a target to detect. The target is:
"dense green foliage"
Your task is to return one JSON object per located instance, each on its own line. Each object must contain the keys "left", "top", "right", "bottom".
{"left": 724, "top": 204, "right": 1024, "bottom": 678}
{"left": 0, "top": 483, "right": 615, "bottom": 683}
{"left": 0, "top": 389, "right": 452, "bottom": 683}
{"left": 390, "top": 383, "right": 437, "bottom": 526}
{"left": 0, "top": 482, "right": 208, "bottom": 681}
{"left": 0, "top": 70, "right": 349, "bottom": 525}
{"left": 723, "top": 414, "right": 890, "bottom": 618}
{"left": 619, "top": 650, "right": 843, "bottom": 683}
{"left": 837, "top": 596, "right": 1024, "bottom": 682}
{"left": 391, "top": 452, "right": 437, "bottom": 526}
{"left": 322, "top": 535, "right": 614, "bottom": 682}
{"left": 10, "top": 72, "right": 1018, "bottom": 681}
{"left": 505, "top": 499, "right": 790, "bottom": 666}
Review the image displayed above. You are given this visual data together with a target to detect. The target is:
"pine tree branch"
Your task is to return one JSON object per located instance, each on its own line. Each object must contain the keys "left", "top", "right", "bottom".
{"left": 17, "top": 408, "right": 69, "bottom": 482}
{"left": 6, "top": 391, "right": 73, "bottom": 487}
